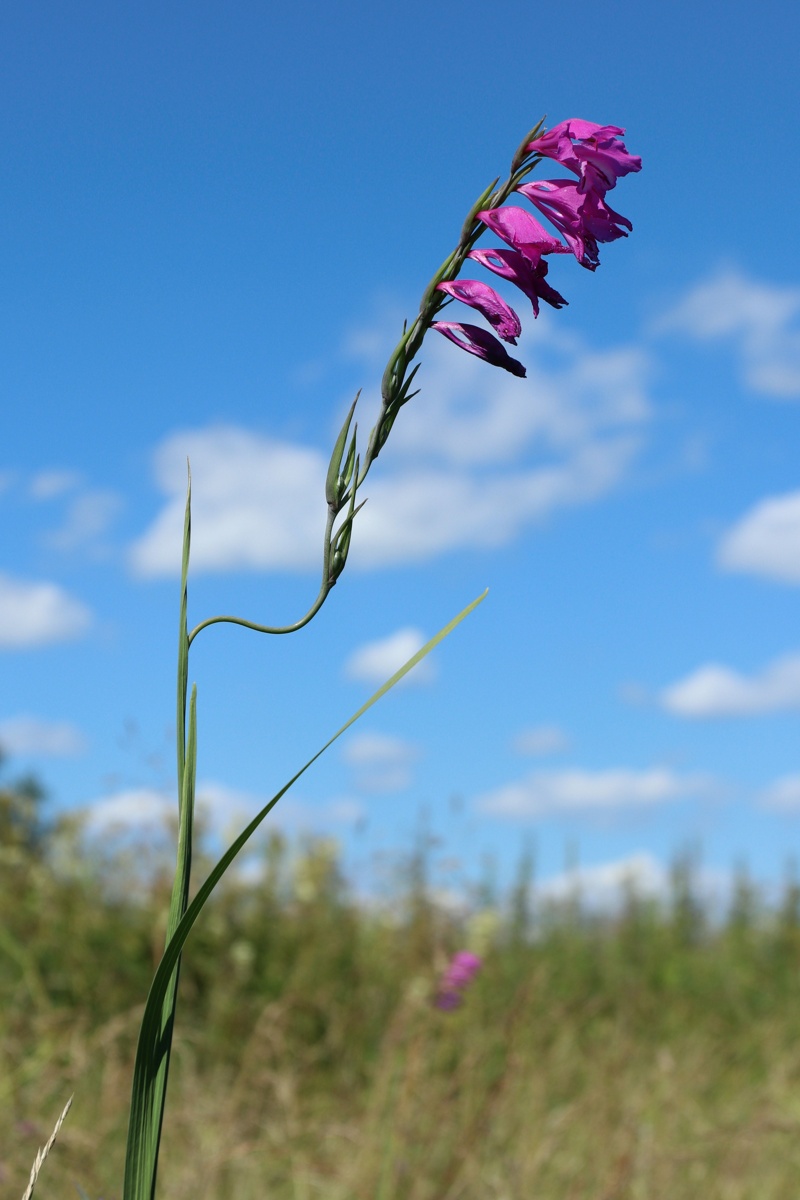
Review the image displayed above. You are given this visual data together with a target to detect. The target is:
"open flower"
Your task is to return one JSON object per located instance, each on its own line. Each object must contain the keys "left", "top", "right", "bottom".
{"left": 525, "top": 119, "right": 642, "bottom": 194}
{"left": 517, "top": 178, "right": 632, "bottom": 270}
{"left": 468, "top": 246, "right": 568, "bottom": 317}
{"left": 477, "top": 205, "right": 569, "bottom": 262}
{"left": 435, "top": 950, "right": 482, "bottom": 1011}
{"left": 436, "top": 278, "right": 521, "bottom": 343}
{"left": 431, "top": 321, "right": 526, "bottom": 376}
{"left": 425, "top": 117, "right": 639, "bottom": 377}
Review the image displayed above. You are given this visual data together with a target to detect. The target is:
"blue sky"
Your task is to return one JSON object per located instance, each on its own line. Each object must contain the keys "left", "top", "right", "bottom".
{"left": 2, "top": 0, "right": 800, "bottom": 904}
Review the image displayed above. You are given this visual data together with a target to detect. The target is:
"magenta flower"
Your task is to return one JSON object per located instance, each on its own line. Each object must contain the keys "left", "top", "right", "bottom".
{"left": 578, "top": 186, "right": 635, "bottom": 240}
{"left": 436, "top": 278, "right": 521, "bottom": 343}
{"left": 425, "top": 119, "right": 639, "bottom": 376}
{"left": 435, "top": 950, "right": 483, "bottom": 1011}
{"left": 468, "top": 247, "right": 567, "bottom": 317}
{"left": 431, "top": 322, "right": 526, "bottom": 377}
{"left": 526, "top": 119, "right": 642, "bottom": 194}
{"left": 477, "top": 205, "right": 569, "bottom": 263}
{"left": 517, "top": 178, "right": 632, "bottom": 271}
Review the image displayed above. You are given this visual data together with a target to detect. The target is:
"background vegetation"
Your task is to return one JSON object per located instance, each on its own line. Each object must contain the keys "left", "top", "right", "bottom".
{"left": 4, "top": 768, "right": 800, "bottom": 1200}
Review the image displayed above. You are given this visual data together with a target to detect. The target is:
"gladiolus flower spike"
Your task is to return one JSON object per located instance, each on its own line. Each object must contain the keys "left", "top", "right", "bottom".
{"left": 428, "top": 117, "right": 639, "bottom": 376}
{"left": 364, "top": 116, "right": 639, "bottom": 478}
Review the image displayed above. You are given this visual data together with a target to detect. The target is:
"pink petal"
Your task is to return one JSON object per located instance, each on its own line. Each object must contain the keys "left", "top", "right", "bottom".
{"left": 526, "top": 119, "right": 641, "bottom": 192}
{"left": 477, "top": 206, "right": 568, "bottom": 263}
{"left": 432, "top": 321, "right": 526, "bottom": 377}
{"left": 436, "top": 278, "right": 521, "bottom": 343}
{"left": 468, "top": 247, "right": 568, "bottom": 316}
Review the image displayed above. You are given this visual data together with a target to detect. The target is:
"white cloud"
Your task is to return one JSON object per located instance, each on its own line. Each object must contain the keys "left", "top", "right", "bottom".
{"left": 84, "top": 781, "right": 364, "bottom": 843}
{"left": 262, "top": 794, "right": 366, "bottom": 832}
{"left": 534, "top": 854, "right": 734, "bottom": 907}
{"left": 661, "top": 652, "right": 800, "bottom": 717}
{"left": 344, "top": 627, "right": 436, "bottom": 686}
{"left": 512, "top": 723, "right": 570, "bottom": 756}
{"left": 655, "top": 269, "right": 800, "bottom": 399}
{"left": 195, "top": 780, "right": 258, "bottom": 834}
{"left": 0, "top": 573, "right": 92, "bottom": 649}
{"left": 342, "top": 731, "right": 418, "bottom": 766}
{"left": 0, "top": 715, "right": 86, "bottom": 757}
{"left": 386, "top": 317, "right": 651, "bottom": 467}
{"left": 537, "top": 854, "right": 732, "bottom": 911}
{"left": 760, "top": 774, "right": 800, "bottom": 813}
{"left": 342, "top": 300, "right": 405, "bottom": 363}
{"left": 46, "top": 489, "right": 121, "bottom": 551}
{"left": 342, "top": 731, "right": 420, "bottom": 794}
{"left": 478, "top": 766, "right": 711, "bottom": 818}
{"left": 348, "top": 438, "right": 637, "bottom": 568}
{"left": 83, "top": 787, "right": 174, "bottom": 838}
{"left": 345, "top": 317, "right": 647, "bottom": 567}
{"left": 325, "top": 798, "right": 366, "bottom": 824}
{"left": 130, "top": 317, "right": 652, "bottom": 575}
{"left": 83, "top": 781, "right": 259, "bottom": 842}
{"left": 29, "top": 470, "right": 81, "bottom": 500}
{"left": 718, "top": 490, "right": 800, "bottom": 583}
{"left": 538, "top": 853, "right": 668, "bottom": 904}
{"left": 194, "top": 782, "right": 365, "bottom": 837}
{"left": 129, "top": 426, "right": 327, "bottom": 576}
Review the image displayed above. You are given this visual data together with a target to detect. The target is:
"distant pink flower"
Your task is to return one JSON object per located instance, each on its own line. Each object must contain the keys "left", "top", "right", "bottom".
{"left": 477, "top": 206, "right": 569, "bottom": 263}
{"left": 431, "top": 322, "right": 526, "bottom": 377}
{"left": 468, "top": 247, "right": 568, "bottom": 317}
{"left": 517, "top": 178, "right": 632, "bottom": 271}
{"left": 526, "top": 119, "right": 642, "bottom": 194}
{"left": 435, "top": 950, "right": 482, "bottom": 1011}
{"left": 437, "top": 278, "right": 521, "bottom": 343}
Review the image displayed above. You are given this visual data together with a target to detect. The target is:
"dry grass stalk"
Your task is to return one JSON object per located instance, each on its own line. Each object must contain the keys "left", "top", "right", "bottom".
{"left": 20, "top": 1094, "right": 73, "bottom": 1200}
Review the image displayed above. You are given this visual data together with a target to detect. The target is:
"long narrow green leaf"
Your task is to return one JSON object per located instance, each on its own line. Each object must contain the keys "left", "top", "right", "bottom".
{"left": 146, "top": 685, "right": 197, "bottom": 1196}
{"left": 176, "top": 469, "right": 191, "bottom": 788}
{"left": 130, "top": 473, "right": 195, "bottom": 1200}
{"left": 122, "top": 588, "right": 487, "bottom": 1200}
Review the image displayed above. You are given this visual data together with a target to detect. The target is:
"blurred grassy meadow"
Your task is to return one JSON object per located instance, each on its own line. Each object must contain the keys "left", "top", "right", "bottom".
{"left": 5, "top": 774, "right": 800, "bottom": 1200}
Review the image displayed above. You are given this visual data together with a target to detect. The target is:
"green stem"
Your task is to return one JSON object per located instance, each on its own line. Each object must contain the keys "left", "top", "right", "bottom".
{"left": 187, "top": 508, "right": 337, "bottom": 647}
{"left": 176, "top": 471, "right": 191, "bottom": 787}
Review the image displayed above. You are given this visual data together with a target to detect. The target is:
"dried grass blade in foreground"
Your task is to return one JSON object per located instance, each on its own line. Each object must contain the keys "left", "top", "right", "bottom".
{"left": 20, "top": 1095, "right": 73, "bottom": 1200}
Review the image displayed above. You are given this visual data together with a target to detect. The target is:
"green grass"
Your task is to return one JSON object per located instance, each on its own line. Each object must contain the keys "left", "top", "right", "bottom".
{"left": 4, "top": 782, "right": 800, "bottom": 1199}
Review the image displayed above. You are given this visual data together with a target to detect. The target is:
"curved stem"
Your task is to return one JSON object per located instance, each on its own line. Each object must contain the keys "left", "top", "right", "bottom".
{"left": 187, "top": 585, "right": 331, "bottom": 645}
{"left": 187, "top": 507, "right": 336, "bottom": 647}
